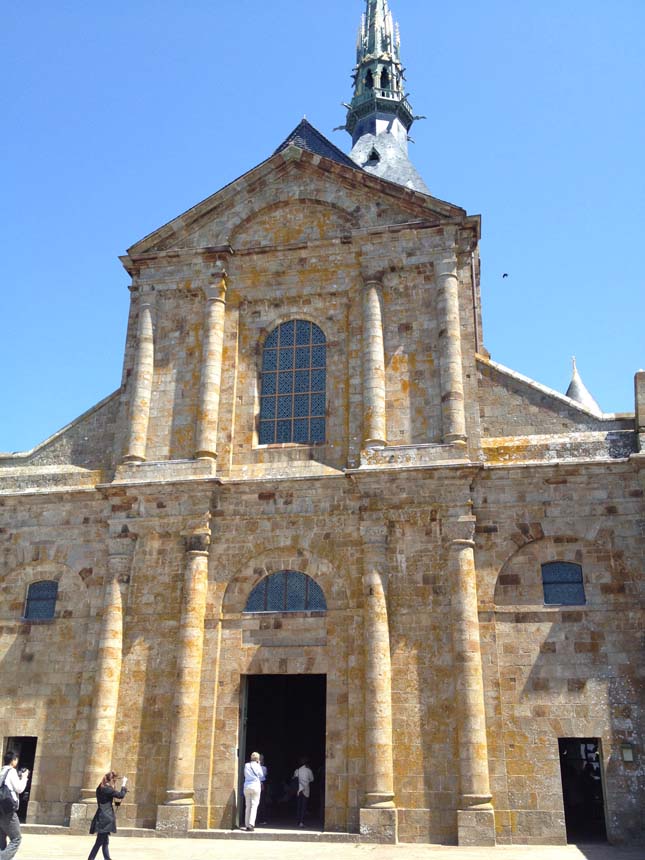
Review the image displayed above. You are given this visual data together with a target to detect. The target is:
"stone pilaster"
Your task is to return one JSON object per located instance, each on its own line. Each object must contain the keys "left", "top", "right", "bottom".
{"left": 362, "top": 278, "right": 387, "bottom": 449}
{"left": 123, "top": 295, "right": 155, "bottom": 463}
{"left": 359, "top": 522, "right": 397, "bottom": 844}
{"left": 69, "top": 547, "right": 131, "bottom": 832}
{"left": 194, "top": 269, "right": 227, "bottom": 460}
{"left": 156, "top": 529, "right": 210, "bottom": 835}
{"left": 435, "top": 247, "right": 467, "bottom": 445}
{"left": 635, "top": 370, "right": 645, "bottom": 452}
{"left": 448, "top": 516, "right": 495, "bottom": 846}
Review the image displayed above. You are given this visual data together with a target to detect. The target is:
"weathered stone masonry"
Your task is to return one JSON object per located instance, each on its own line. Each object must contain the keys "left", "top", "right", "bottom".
{"left": 0, "top": 0, "right": 642, "bottom": 847}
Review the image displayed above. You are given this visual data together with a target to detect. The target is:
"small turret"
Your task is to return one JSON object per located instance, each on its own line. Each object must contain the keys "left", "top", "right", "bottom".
{"left": 344, "top": 0, "right": 429, "bottom": 193}
{"left": 565, "top": 357, "right": 602, "bottom": 415}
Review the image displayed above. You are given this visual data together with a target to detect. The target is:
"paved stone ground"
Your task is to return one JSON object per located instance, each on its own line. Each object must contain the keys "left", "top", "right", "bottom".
{"left": 13, "top": 832, "right": 644, "bottom": 860}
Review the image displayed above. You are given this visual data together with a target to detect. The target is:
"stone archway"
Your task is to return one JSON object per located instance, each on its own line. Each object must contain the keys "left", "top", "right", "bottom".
{"left": 206, "top": 545, "right": 353, "bottom": 833}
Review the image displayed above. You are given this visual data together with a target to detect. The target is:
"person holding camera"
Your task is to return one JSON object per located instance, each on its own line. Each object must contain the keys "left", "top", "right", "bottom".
{"left": 0, "top": 750, "right": 29, "bottom": 860}
{"left": 88, "top": 771, "right": 127, "bottom": 860}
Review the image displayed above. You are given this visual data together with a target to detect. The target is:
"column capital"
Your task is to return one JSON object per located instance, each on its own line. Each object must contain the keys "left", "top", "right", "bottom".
{"left": 204, "top": 275, "right": 227, "bottom": 303}
{"left": 181, "top": 513, "right": 211, "bottom": 537}
{"left": 185, "top": 533, "right": 210, "bottom": 554}
{"left": 182, "top": 519, "right": 211, "bottom": 554}
{"left": 451, "top": 539, "right": 476, "bottom": 550}
{"left": 444, "top": 515, "right": 476, "bottom": 546}
{"left": 138, "top": 287, "right": 157, "bottom": 304}
{"left": 435, "top": 256, "right": 458, "bottom": 281}
{"left": 360, "top": 262, "right": 385, "bottom": 285}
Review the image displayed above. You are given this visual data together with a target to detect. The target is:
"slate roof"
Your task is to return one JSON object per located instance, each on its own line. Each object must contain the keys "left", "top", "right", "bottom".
{"left": 565, "top": 358, "right": 602, "bottom": 415}
{"left": 349, "top": 131, "right": 430, "bottom": 195}
{"left": 273, "top": 119, "right": 361, "bottom": 171}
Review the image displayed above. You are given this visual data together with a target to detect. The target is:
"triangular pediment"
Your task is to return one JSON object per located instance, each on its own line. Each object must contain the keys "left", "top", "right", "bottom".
{"left": 124, "top": 127, "right": 470, "bottom": 261}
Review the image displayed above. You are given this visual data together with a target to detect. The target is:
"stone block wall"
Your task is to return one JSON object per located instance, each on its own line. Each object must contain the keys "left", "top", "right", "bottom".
{"left": 474, "top": 460, "right": 644, "bottom": 844}
{"left": 115, "top": 160, "right": 482, "bottom": 473}
{"left": 0, "top": 492, "right": 107, "bottom": 823}
{"left": 477, "top": 358, "right": 631, "bottom": 437}
{"left": 0, "top": 145, "right": 641, "bottom": 847}
{"left": 0, "top": 456, "right": 642, "bottom": 843}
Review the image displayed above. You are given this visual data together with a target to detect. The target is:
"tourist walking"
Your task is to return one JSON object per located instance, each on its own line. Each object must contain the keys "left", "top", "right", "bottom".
{"left": 0, "top": 750, "right": 29, "bottom": 860}
{"left": 88, "top": 771, "right": 127, "bottom": 860}
{"left": 293, "top": 756, "right": 314, "bottom": 827}
{"left": 242, "top": 752, "right": 265, "bottom": 831}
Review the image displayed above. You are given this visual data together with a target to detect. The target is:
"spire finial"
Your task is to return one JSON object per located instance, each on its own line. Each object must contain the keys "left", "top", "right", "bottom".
{"left": 345, "top": 0, "right": 414, "bottom": 147}
{"left": 566, "top": 357, "right": 602, "bottom": 415}
{"left": 343, "top": 1, "right": 429, "bottom": 193}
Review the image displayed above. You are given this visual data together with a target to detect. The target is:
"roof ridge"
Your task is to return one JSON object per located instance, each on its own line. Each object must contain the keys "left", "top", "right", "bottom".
{"left": 273, "top": 118, "right": 360, "bottom": 171}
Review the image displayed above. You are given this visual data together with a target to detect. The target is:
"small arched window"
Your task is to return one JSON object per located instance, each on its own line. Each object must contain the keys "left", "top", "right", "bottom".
{"left": 365, "top": 70, "right": 374, "bottom": 90}
{"left": 541, "top": 562, "right": 585, "bottom": 605}
{"left": 380, "top": 68, "right": 390, "bottom": 90}
{"left": 259, "top": 320, "right": 326, "bottom": 445}
{"left": 244, "top": 571, "right": 327, "bottom": 613}
{"left": 24, "top": 580, "right": 58, "bottom": 620}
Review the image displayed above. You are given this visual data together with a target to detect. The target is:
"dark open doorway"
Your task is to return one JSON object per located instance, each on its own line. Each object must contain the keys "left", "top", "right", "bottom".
{"left": 4, "top": 737, "right": 37, "bottom": 823}
{"left": 558, "top": 737, "right": 607, "bottom": 843}
{"left": 240, "top": 674, "right": 326, "bottom": 830}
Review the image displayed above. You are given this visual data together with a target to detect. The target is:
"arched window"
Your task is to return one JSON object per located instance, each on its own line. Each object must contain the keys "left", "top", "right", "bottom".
{"left": 259, "top": 320, "right": 326, "bottom": 445}
{"left": 541, "top": 562, "right": 585, "bottom": 605}
{"left": 380, "top": 68, "right": 390, "bottom": 90}
{"left": 365, "top": 69, "right": 374, "bottom": 90}
{"left": 244, "top": 571, "right": 327, "bottom": 613}
{"left": 24, "top": 580, "right": 58, "bottom": 620}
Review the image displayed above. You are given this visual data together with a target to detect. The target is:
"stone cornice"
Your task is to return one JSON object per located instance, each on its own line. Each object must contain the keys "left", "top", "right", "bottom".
{"left": 121, "top": 245, "right": 234, "bottom": 277}
{"left": 121, "top": 217, "right": 479, "bottom": 280}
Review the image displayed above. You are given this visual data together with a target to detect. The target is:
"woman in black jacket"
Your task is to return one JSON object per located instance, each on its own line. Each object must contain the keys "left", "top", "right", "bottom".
{"left": 88, "top": 771, "right": 127, "bottom": 860}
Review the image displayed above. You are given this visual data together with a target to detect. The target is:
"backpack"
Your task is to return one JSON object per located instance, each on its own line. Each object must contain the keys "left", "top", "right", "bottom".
{"left": 0, "top": 768, "right": 18, "bottom": 815}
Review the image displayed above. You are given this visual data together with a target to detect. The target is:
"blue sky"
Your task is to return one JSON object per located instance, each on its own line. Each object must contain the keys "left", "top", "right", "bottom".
{"left": 2, "top": 0, "right": 643, "bottom": 453}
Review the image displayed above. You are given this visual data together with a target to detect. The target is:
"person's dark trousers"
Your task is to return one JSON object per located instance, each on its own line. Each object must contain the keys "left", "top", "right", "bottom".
{"left": 296, "top": 792, "right": 308, "bottom": 825}
{"left": 88, "top": 832, "right": 110, "bottom": 860}
{"left": 0, "top": 811, "right": 22, "bottom": 860}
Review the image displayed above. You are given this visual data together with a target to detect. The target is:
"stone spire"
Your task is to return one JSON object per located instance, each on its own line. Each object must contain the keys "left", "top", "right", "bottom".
{"left": 344, "top": 0, "right": 429, "bottom": 193}
{"left": 565, "top": 357, "right": 602, "bottom": 415}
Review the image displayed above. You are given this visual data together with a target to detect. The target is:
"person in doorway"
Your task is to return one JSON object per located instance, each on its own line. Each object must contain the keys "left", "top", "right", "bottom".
{"left": 242, "top": 752, "right": 265, "bottom": 831}
{"left": 88, "top": 771, "right": 127, "bottom": 860}
{"left": 293, "top": 756, "right": 314, "bottom": 828}
{"left": 257, "top": 754, "right": 269, "bottom": 825}
{"left": 0, "top": 750, "right": 28, "bottom": 860}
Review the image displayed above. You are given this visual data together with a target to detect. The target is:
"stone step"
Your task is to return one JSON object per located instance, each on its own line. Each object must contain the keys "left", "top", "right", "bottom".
{"left": 22, "top": 824, "right": 359, "bottom": 843}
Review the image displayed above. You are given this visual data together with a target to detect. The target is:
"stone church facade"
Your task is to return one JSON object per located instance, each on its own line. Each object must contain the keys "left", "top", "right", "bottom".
{"left": 0, "top": 1, "right": 643, "bottom": 847}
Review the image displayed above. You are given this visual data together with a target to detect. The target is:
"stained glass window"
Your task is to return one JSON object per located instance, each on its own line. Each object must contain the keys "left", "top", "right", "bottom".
{"left": 244, "top": 571, "right": 327, "bottom": 613}
{"left": 24, "top": 580, "right": 58, "bottom": 620}
{"left": 259, "top": 320, "right": 326, "bottom": 444}
{"left": 541, "top": 562, "right": 585, "bottom": 605}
